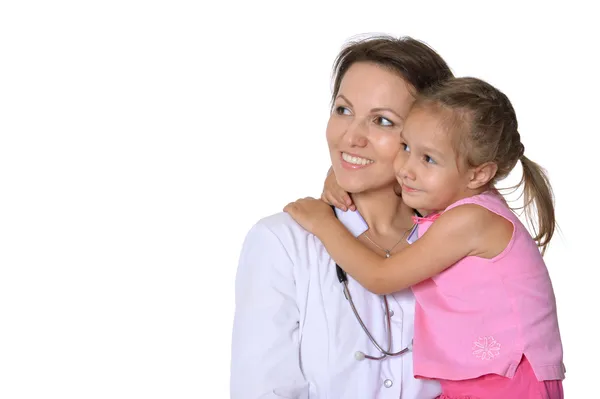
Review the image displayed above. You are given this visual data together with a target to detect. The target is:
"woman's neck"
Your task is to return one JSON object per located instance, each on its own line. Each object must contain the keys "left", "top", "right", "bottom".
{"left": 352, "top": 187, "right": 414, "bottom": 237}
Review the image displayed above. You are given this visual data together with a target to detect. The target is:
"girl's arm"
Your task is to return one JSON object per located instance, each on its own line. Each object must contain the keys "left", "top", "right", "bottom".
{"left": 284, "top": 198, "right": 486, "bottom": 295}
{"left": 320, "top": 166, "right": 355, "bottom": 211}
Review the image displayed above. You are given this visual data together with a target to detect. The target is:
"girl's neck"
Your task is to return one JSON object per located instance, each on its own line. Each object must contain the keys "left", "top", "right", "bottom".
{"left": 419, "top": 187, "right": 493, "bottom": 216}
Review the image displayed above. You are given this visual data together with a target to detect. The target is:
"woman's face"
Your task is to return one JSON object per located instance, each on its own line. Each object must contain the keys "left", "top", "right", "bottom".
{"left": 327, "top": 62, "right": 415, "bottom": 194}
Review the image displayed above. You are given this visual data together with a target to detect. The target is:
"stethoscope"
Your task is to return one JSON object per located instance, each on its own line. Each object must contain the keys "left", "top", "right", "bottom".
{"left": 332, "top": 205, "right": 420, "bottom": 361}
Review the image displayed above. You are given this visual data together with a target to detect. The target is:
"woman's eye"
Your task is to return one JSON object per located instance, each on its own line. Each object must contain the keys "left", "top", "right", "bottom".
{"left": 335, "top": 106, "right": 351, "bottom": 115}
{"left": 374, "top": 116, "right": 393, "bottom": 127}
{"left": 402, "top": 143, "right": 410, "bottom": 152}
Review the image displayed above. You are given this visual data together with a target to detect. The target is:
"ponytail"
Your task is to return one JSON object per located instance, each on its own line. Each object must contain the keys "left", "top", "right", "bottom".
{"left": 519, "top": 156, "right": 555, "bottom": 255}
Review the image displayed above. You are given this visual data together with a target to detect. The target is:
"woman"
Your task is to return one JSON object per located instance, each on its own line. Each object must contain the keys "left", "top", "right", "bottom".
{"left": 231, "top": 36, "right": 453, "bottom": 399}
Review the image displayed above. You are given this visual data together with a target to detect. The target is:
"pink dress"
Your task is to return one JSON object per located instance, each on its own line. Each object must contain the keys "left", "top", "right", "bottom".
{"left": 411, "top": 192, "right": 565, "bottom": 398}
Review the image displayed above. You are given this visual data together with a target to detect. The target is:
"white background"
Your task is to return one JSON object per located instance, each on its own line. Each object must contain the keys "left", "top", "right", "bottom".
{"left": 0, "top": 1, "right": 597, "bottom": 398}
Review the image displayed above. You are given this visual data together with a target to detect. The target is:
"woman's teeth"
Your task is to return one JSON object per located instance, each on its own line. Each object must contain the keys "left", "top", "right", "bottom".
{"left": 342, "top": 152, "right": 374, "bottom": 165}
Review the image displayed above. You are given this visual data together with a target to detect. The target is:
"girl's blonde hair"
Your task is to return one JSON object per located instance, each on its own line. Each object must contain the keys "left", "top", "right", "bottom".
{"left": 417, "top": 77, "right": 555, "bottom": 254}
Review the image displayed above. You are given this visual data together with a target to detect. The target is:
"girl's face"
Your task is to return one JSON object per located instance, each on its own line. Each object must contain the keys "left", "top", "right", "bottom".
{"left": 326, "top": 62, "right": 415, "bottom": 195}
{"left": 393, "top": 107, "right": 474, "bottom": 214}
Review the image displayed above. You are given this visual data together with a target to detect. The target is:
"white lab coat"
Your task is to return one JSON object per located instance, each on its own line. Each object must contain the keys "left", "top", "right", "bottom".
{"left": 230, "top": 209, "right": 441, "bottom": 398}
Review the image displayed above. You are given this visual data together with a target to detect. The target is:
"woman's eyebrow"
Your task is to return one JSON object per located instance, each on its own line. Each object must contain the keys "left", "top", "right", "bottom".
{"left": 336, "top": 94, "right": 404, "bottom": 121}
{"left": 335, "top": 94, "right": 353, "bottom": 106}
{"left": 372, "top": 107, "right": 405, "bottom": 121}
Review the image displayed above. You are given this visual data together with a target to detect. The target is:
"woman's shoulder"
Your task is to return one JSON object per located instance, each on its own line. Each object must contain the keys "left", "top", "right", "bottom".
{"left": 240, "top": 212, "right": 327, "bottom": 280}
{"left": 252, "top": 211, "right": 314, "bottom": 238}
{"left": 242, "top": 212, "right": 316, "bottom": 256}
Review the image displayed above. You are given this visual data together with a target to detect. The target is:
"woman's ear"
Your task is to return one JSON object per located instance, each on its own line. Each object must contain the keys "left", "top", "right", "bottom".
{"left": 467, "top": 162, "right": 498, "bottom": 190}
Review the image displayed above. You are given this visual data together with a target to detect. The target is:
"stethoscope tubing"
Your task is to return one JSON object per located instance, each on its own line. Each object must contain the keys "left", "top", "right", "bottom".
{"left": 331, "top": 204, "right": 414, "bottom": 360}
{"left": 341, "top": 279, "right": 411, "bottom": 360}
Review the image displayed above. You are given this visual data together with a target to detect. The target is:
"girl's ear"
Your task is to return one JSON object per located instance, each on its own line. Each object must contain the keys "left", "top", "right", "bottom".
{"left": 467, "top": 162, "right": 498, "bottom": 190}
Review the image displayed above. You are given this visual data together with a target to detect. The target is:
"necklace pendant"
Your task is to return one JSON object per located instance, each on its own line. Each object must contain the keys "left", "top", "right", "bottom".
{"left": 385, "top": 251, "right": 391, "bottom": 258}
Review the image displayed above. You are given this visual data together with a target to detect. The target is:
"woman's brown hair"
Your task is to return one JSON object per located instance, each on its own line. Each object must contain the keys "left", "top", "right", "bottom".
{"left": 330, "top": 35, "right": 454, "bottom": 107}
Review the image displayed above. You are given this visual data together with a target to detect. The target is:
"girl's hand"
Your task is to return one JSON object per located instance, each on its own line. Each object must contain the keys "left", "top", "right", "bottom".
{"left": 284, "top": 197, "right": 336, "bottom": 235}
{"left": 321, "top": 167, "right": 355, "bottom": 212}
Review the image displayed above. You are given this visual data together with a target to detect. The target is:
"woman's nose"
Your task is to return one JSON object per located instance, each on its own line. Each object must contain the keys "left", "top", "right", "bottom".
{"left": 344, "top": 117, "right": 368, "bottom": 147}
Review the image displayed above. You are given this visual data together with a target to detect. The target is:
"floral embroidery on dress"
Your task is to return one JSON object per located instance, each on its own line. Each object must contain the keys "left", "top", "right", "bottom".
{"left": 472, "top": 336, "right": 501, "bottom": 360}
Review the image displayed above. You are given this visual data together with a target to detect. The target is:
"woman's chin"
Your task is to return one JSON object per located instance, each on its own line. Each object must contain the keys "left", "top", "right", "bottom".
{"left": 334, "top": 176, "right": 368, "bottom": 194}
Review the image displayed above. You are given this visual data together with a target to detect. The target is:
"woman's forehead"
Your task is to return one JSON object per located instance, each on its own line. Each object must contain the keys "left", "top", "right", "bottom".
{"left": 338, "top": 62, "right": 415, "bottom": 112}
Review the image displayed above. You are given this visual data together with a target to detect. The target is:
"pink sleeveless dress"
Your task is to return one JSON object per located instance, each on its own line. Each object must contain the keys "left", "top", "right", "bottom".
{"left": 411, "top": 192, "right": 565, "bottom": 398}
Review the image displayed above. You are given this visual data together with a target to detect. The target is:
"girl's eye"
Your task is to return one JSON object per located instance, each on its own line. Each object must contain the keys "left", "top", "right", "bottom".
{"left": 374, "top": 116, "right": 393, "bottom": 127}
{"left": 402, "top": 143, "right": 410, "bottom": 152}
{"left": 425, "top": 155, "right": 436, "bottom": 164}
{"left": 335, "top": 106, "right": 351, "bottom": 115}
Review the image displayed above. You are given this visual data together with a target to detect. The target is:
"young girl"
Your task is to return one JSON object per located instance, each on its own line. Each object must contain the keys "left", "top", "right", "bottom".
{"left": 284, "top": 77, "right": 565, "bottom": 398}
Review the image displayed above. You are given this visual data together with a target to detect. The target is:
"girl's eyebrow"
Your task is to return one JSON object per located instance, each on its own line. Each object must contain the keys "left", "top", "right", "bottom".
{"left": 419, "top": 143, "right": 445, "bottom": 159}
